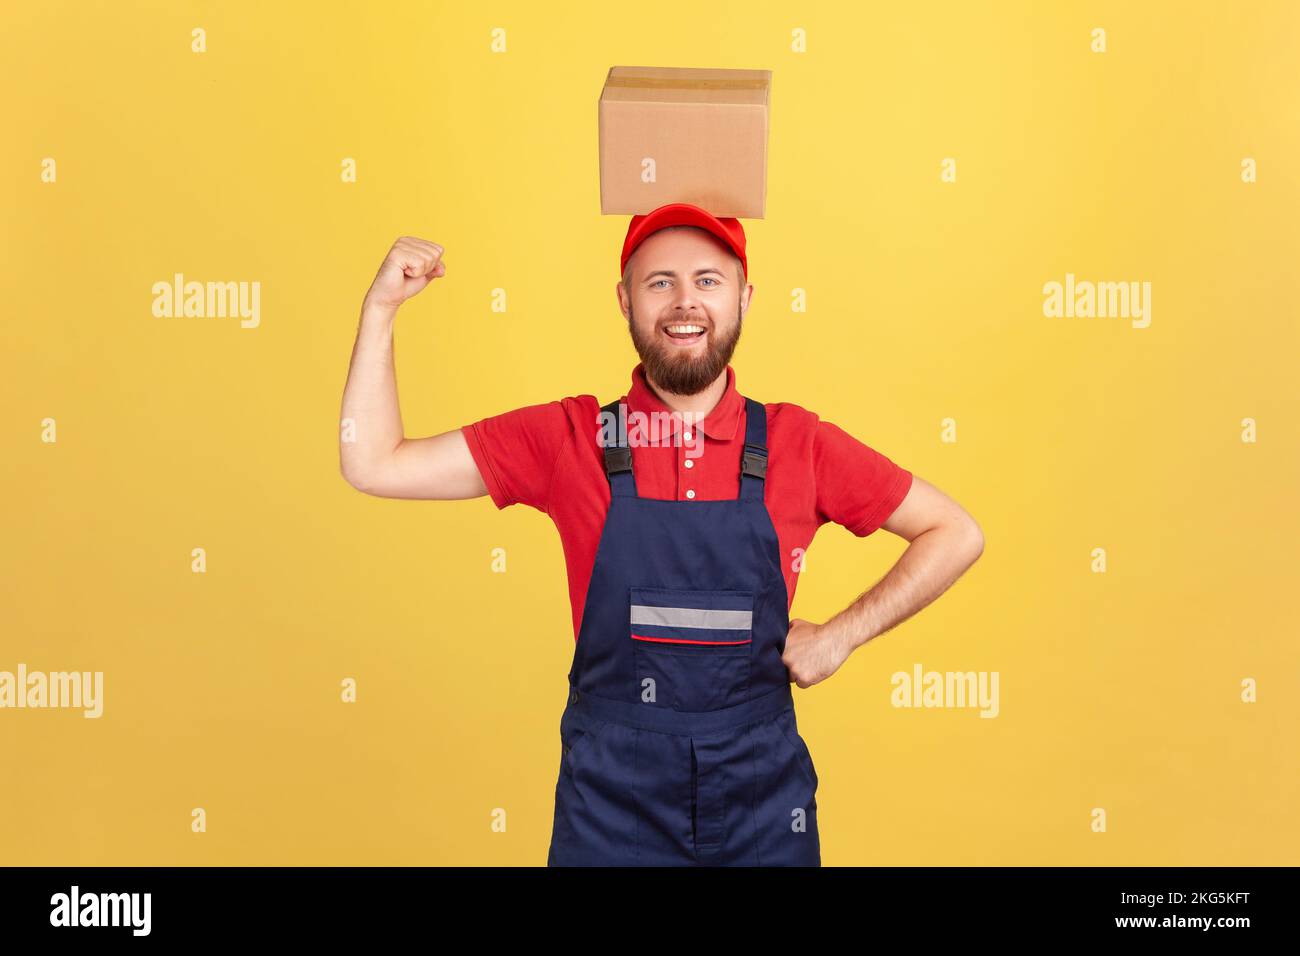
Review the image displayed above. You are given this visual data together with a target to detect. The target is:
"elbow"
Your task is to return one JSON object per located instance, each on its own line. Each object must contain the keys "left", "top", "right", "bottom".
{"left": 961, "top": 517, "right": 984, "bottom": 563}
{"left": 340, "top": 461, "right": 377, "bottom": 496}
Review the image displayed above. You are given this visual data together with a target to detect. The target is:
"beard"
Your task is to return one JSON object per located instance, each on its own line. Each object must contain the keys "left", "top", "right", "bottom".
{"left": 627, "top": 301, "right": 744, "bottom": 396}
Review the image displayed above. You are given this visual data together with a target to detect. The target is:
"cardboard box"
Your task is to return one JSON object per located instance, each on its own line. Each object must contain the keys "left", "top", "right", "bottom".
{"left": 599, "top": 65, "right": 771, "bottom": 219}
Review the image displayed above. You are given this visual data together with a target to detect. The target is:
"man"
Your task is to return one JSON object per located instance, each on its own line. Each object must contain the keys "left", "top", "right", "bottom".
{"left": 339, "top": 202, "right": 984, "bottom": 866}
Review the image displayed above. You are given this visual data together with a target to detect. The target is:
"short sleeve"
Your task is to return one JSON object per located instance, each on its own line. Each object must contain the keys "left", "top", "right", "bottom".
{"left": 813, "top": 419, "right": 913, "bottom": 537}
{"left": 460, "top": 400, "right": 571, "bottom": 513}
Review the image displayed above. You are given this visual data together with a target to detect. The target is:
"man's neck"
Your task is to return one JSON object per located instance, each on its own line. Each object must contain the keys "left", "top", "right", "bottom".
{"left": 643, "top": 368, "right": 728, "bottom": 421}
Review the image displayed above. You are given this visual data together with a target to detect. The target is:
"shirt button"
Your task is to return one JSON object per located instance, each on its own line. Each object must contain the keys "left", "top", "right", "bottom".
{"left": 686, "top": 489, "right": 696, "bottom": 499}
{"left": 684, "top": 459, "right": 694, "bottom": 469}
{"left": 683, "top": 430, "right": 693, "bottom": 441}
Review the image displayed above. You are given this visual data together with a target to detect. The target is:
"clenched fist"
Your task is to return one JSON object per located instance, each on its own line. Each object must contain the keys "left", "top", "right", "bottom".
{"left": 782, "top": 617, "right": 851, "bottom": 688}
{"left": 363, "top": 236, "right": 446, "bottom": 312}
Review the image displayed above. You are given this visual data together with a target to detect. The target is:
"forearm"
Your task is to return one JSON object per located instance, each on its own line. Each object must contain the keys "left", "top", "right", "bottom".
{"left": 339, "top": 301, "right": 405, "bottom": 486}
{"left": 820, "top": 521, "right": 983, "bottom": 653}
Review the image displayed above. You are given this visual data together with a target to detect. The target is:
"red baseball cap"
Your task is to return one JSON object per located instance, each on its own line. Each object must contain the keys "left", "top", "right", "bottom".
{"left": 620, "top": 202, "right": 747, "bottom": 280}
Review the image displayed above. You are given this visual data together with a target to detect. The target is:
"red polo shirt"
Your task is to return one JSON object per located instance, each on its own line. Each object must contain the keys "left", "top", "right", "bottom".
{"left": 461, "top": 362, "right": 913, "bottom": 641}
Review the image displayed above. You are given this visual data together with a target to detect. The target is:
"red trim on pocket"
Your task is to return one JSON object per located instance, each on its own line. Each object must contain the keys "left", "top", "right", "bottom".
{"left": 631, "top": 633, "right": 752, "bottom": 646}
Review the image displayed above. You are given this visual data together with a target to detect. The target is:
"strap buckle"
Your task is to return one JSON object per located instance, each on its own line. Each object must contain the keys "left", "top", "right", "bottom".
{"left": 604, "top": 445, "right": 632, "bottom": 475}
{"left": 741, "top": 443, "right": 767, "bottom": 480}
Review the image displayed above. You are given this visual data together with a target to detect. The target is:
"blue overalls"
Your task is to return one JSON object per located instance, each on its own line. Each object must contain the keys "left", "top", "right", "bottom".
{"left": 546, "top": 395, "right": 821, "bottom": 866}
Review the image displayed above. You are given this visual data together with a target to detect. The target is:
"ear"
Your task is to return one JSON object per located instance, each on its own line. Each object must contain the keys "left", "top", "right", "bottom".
{"left": 616, "top": 281, "right": 631, "bottom": 321}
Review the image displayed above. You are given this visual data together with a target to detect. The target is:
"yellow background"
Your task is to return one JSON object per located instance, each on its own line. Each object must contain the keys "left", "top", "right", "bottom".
{"left": 3, "top": 0, "right": 1297, "bottom": 866}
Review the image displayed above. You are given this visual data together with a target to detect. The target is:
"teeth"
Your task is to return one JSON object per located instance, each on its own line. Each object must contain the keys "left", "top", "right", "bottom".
{"left": 666, "top": 325, "right": 705, "bottom": 334}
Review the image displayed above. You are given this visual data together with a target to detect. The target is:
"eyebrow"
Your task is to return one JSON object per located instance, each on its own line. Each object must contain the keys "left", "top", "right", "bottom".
{"left": 642, "top": 268, "right": 726, "bottom": 281}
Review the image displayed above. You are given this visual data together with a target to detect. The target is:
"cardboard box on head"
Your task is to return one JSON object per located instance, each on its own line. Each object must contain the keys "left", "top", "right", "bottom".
{"left": 599, "top": 65, "right": 771, "bottom": 219}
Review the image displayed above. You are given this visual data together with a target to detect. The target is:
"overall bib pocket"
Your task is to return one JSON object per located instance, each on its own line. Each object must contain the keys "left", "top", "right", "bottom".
{"left": 629, "top": 587, "right": 754, "bottom": 712}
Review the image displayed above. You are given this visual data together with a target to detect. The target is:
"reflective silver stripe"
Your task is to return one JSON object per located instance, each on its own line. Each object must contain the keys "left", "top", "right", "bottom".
{"left": 629, "top": 605, "right": 753, "bottom": 630}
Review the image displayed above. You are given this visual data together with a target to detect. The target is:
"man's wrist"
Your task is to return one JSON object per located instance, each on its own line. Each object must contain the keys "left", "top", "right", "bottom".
{"left": 820, "top": 610, "right": 869, "bottom": 655}
{"left": 361, "top": 298, "right": 399, "bottom": 325}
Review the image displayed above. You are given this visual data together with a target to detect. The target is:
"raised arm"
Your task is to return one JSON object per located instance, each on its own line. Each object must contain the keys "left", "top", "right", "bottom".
{"left": 338, "top": 236, "right": 488, "bottom": 501}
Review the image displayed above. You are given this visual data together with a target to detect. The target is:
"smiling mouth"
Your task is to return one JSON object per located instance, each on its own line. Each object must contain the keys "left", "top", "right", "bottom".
{"left": 662, "top": 322, "right": 707, "bottom": 346}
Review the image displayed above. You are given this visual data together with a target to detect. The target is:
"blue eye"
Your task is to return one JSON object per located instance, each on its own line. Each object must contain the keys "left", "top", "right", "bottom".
{"left": 700, "top": 277, "right": 718, "bottom": 287}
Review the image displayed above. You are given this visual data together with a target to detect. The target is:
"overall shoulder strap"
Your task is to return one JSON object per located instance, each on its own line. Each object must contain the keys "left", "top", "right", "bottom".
{"left": 739, "top": 396, "right": 767, "bottom": 501}
{"left": 599, "top": 399, "right": 638, "bottom": 498}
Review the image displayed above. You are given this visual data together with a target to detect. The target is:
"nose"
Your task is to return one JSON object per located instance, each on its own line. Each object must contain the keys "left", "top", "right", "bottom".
{"left": 670, "top": 285, "right": 703, "bottom": 311}
{"left": 670, "top": 300, "right": 706, "bottom": 322}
